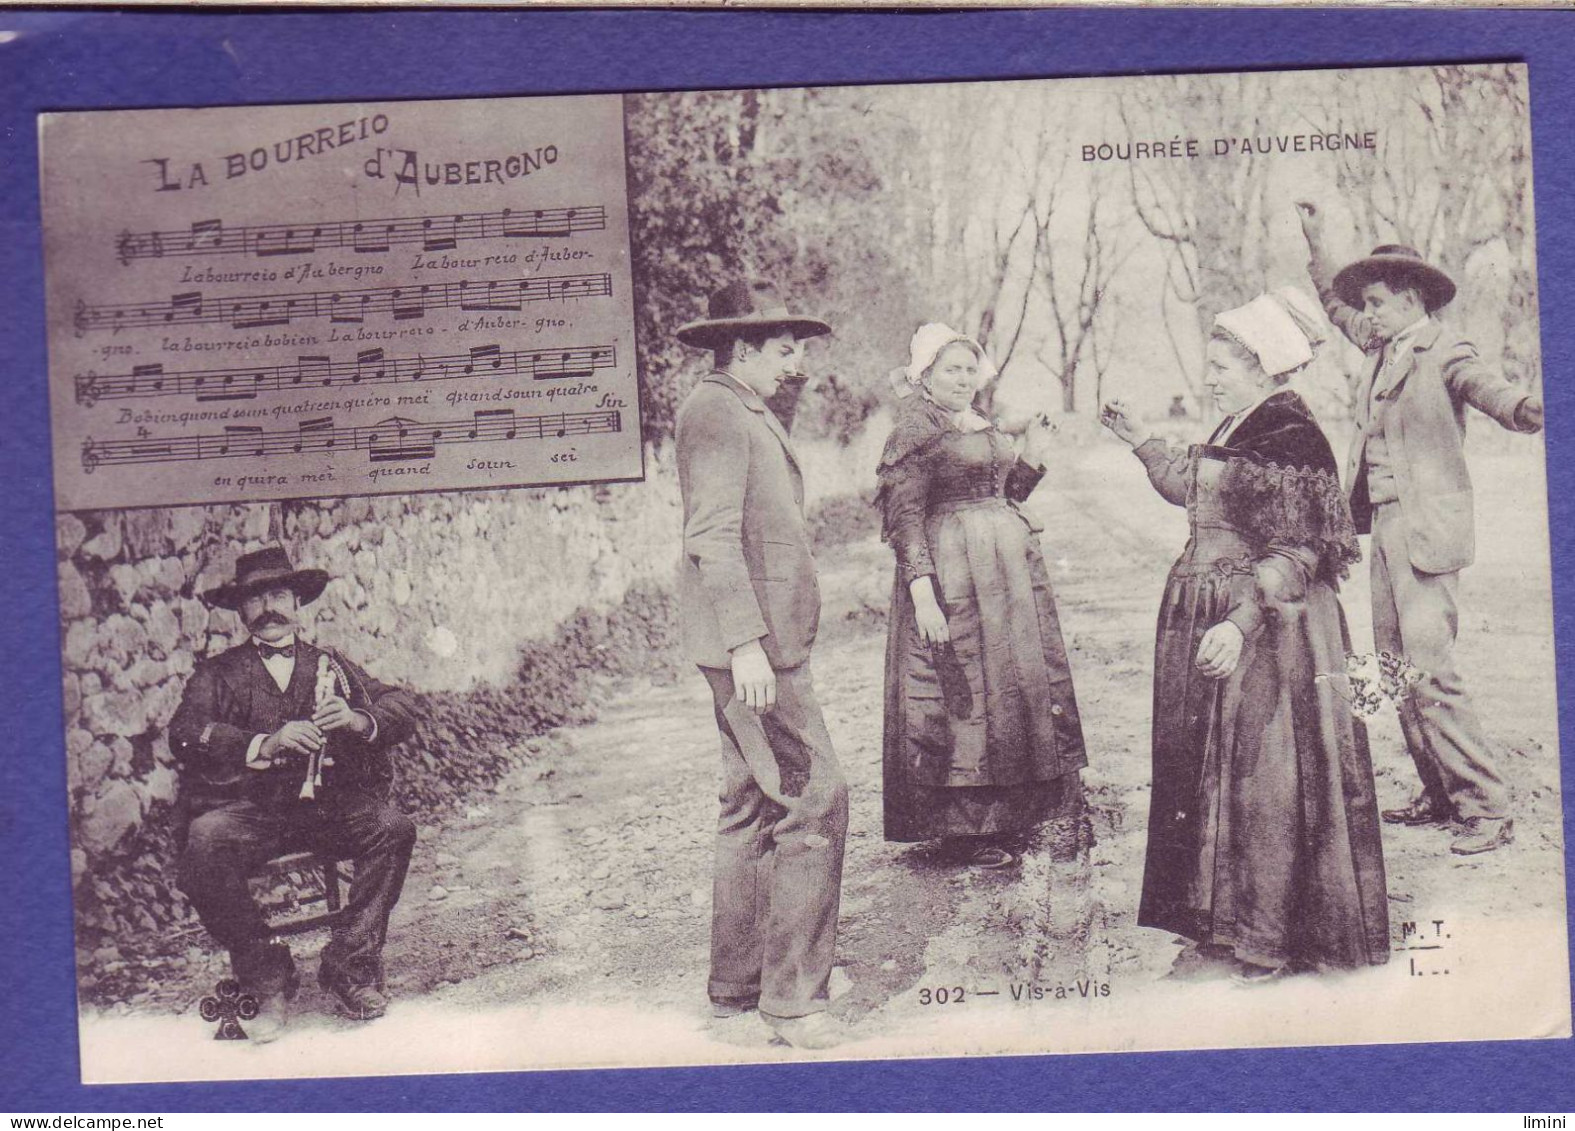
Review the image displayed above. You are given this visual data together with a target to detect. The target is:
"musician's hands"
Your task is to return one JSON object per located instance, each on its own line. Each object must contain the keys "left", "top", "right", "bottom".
{"left": 911, "top": 576, "right": 951, "bottom": 648}
{"left": 262, "top": 720, "right": 325, "bottom": 765}
{"left": 730, "top": 638, "right": 777, "bottom": 715}
{"left": 313, "top": 695, "right": 372, "bottom": 736}
{"left": 1100, "top": 399, "right": 1150, "bottom": 447}
{"left": 1195, "top": 621, "right": 1245, "bottom": 680}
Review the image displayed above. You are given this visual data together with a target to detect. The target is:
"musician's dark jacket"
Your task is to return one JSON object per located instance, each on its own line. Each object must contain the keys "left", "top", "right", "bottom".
{"left": 168, "top": 640, "right": 418, "bottom": 817}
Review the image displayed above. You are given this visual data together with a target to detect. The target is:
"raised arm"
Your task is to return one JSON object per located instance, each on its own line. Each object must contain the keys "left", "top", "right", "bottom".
{"left": 1296, "top": 202, "right": 1381, "bottom": 353}
{"left": 1132, "top": 438, "right": 1192, "bottom": 506}
{"left": 1441, "top": 338, "right": 1544, "bottom": 434}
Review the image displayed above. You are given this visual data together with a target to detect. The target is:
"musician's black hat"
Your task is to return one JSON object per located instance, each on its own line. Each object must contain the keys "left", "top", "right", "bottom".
{"left": 203, "top": 545, "right": 330, "bottom": 610}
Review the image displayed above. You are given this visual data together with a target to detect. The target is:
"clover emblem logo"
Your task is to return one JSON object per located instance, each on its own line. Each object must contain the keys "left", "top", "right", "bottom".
{"left": 199, "top": 978, "right": 260, "bottom": 1040}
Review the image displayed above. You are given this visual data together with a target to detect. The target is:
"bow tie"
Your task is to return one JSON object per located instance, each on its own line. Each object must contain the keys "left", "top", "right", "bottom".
{"left": 257, "top": 642, "right": 295, "bottom": 660}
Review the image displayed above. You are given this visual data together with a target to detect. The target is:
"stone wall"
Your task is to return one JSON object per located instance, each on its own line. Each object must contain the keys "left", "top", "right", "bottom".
{"left": 57, "top": 418, "right": 884, "bottom": 984}
{"left": 58, "top": 451, "right": 683, "bottom": 958}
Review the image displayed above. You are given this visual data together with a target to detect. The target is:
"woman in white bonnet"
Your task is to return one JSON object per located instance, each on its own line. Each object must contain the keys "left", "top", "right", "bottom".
{"left": 1101, "top": 287, "right": 1389, "bottom": 980}
{"left": 875, "top": 323, "right": 1087, "bottom": 869}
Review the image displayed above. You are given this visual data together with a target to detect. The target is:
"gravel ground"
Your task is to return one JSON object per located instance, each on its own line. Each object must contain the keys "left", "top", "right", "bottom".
{"left": 77, "top": 439, "right": 1569, "bottom": 1082}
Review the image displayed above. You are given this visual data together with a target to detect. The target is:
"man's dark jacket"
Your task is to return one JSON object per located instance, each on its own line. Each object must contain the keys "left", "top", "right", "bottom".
{"left": 168, "top": 640, "right": 418, "bottom": 817}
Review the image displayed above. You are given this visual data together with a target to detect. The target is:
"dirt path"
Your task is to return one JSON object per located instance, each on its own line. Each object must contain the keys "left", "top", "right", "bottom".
{"left": 81, "top": 441, "right": 1567, "bottom": 1078}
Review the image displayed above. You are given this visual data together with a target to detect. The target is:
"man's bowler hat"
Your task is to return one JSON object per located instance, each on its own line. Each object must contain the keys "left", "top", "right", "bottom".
{"left": 675, "top": 280, "right": 832, "bottom": 350}
{"left": 203, "top": 545, "right": 330, "bottom": 610}
{"left": 1333, "top": 245, "right": 1457, "bottom": 313}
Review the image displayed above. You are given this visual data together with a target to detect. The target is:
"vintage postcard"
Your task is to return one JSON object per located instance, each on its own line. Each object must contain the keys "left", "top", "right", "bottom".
{"left": 44, "top": 63, "right": 1568, "bottom": 1085}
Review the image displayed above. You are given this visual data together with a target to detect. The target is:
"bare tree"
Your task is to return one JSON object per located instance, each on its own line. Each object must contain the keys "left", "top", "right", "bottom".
{"left": 1035, "top": 161, "right": 1134, "bottom": 412}
{"left": 1329, "top": 65, "right": 1539, "bottom": 390}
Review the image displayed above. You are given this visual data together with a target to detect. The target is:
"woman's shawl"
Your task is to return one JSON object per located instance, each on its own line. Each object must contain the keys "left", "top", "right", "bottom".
{"left": 1210, "top": 390, "right": 1361, "bottom": 579}
{"left": 875, "top": 394, "right": 953, "bottom": 543}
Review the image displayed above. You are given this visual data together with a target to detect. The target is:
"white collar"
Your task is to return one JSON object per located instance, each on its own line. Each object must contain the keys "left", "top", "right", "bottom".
{"left": 1388, "top": 315, "right": 1431, "bottom": 351}
{"left": 253, "top": 633, "right": 297, "bottom": 652}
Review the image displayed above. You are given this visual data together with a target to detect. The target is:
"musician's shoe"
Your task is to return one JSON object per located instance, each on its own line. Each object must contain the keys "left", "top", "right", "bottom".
{"left": 1381, "top": 797, "right": 1454, "bottom": 826}
{"left": 319, "top": 957, "right": 390, "bottom": 1020}
{"left": 1450, "top": 816, "right": 1515, "bottom": 856}
{"left": 763, "top": 1010, "right": 849, "bottom": 1050}
{"left": 248, "top": 987, "right": 291, "bottom": 1044}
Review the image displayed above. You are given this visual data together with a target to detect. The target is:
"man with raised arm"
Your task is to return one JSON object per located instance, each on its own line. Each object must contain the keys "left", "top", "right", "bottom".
{"left": 1297, "top": 201, "right": 1544, "bottom": 856}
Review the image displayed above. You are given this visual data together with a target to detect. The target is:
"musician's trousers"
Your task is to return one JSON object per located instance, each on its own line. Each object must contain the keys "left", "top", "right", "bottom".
{"left": 702, "top": 662, "right": 848, "bottom": 1020}
{"left": 178, "top": 792, "right": 416, "bottom": 993}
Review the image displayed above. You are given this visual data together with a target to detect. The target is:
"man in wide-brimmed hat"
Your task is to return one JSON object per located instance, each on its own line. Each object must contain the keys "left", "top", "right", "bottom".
{"left": 673, "top": 280, "right": 850, "bottom": 1049}
{"left": 1298, "top": 202, "right": 1544, "bottom": 856}
{"left": 168, "top": 545, "right": 419, "bottom": 1040}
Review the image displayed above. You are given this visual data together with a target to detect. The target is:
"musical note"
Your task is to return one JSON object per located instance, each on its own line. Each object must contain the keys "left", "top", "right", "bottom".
{"left": 254, "top": 226, "right": 318, "bottom": 258}
{"left": 351, "top": 221, "right": 393, "bottom": 254}
{"left": 354, "top": 349, "right": 387, "bottom": 384}
{"left": 465, "top": 345, "right": 503, "bottom": 375}
{"left": 294, "top": 417, "right": 337, "bottom": 453}
{"left": 295, "top": 355, "right": 334, "bottom": 387}
{"left": 191, "top": 219, "right": 226, "bottom": 251}
{"left": 328, "top": 292, "right": 371, "bottom": 325}
{"left": 217, "top": 425, "right": 264, "bottom": 457}
{"left": 113, "top": 204, "right": 609, "bottom": 263}
{"left": 421, "top": 215, "right": 459, "bottom": 252}
{"left": 165, "top": 293, "right": 203, "bottom": 324}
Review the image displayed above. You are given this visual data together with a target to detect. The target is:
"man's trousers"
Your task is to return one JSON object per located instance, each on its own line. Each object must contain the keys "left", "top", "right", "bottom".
{"left": 1370, "top": 501, "right": 1509, "bottom": 820}
{"left": 701, "top": 661, "right": 848, "bottom": 1020}
{"left": 178, "top": 791, "right": 417, "bottom": 993}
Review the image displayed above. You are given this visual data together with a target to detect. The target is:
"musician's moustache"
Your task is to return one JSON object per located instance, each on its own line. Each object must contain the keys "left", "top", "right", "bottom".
{"left": 248, "top": 610, "right": 291, "bottom": 630}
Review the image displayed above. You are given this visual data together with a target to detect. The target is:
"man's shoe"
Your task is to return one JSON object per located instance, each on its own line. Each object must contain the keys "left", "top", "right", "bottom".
{"left": 1230, "top": 961, "right": 1287, "bottom": 987}
{"left": 1382, "top": 798, "right": 1454, "bottom": 826}
{"left": 1451, "top": 816, "right": 1514, "bottom": 856}
{"left": 710, "top": 995, "right": 759, "bottom": 1019}
{"left": 319, "top": 959, "right": 390, "bottom": 1020}
{"left": 764, "top": 1010, "right": 848, "bottom": 1050}
{"left": 247, "top": 987, "right": 291, "bottom": 1044}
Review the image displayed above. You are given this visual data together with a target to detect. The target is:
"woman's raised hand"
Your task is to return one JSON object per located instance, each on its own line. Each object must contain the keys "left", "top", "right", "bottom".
{"left": 1022, "top": 412, "right": 1059, "bottom": 468}
{"left": 1100, "top": 398, "right": 1148, "bottom": 447}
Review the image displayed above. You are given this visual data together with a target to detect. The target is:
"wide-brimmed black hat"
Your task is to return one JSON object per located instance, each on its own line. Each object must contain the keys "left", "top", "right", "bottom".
{"left": 1333, "top": 245, "right": 1456, "bottom": 313}
{"left": 675, "top": 280, "right": 832, "bottom": 350}
{"left": 202, "top": 545, "right": 330, "bottom": 611}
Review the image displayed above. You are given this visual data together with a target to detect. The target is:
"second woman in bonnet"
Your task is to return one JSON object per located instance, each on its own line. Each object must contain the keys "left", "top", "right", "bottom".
{"left": 1102, "top": 287, "right": 1389, "bottom": 981}
{"left": 876, "top": 324, "right": 1087, "bottom": 869}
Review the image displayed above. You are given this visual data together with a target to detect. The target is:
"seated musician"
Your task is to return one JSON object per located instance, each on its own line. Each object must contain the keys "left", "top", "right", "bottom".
{"left": 169, "top": 545, "right": 419, "bottom": 1041}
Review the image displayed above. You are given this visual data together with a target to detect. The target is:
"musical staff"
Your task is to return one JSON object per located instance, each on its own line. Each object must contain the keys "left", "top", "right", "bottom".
{"left": 114, "top": 205, "right": 607, "bottom": 264}
{"left": 80, "top": 408, "right": 622, "bottom": 472}
{"left": 73, "top": 273, "right": 613, "bottom": 334}
{"left": 73, "top": 344, "right": 617, "bottom": 406}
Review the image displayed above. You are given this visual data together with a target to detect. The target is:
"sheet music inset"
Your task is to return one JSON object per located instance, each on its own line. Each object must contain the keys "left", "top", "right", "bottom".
{"left": 40, "top": 95, "right": 642, "bottom": 511}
